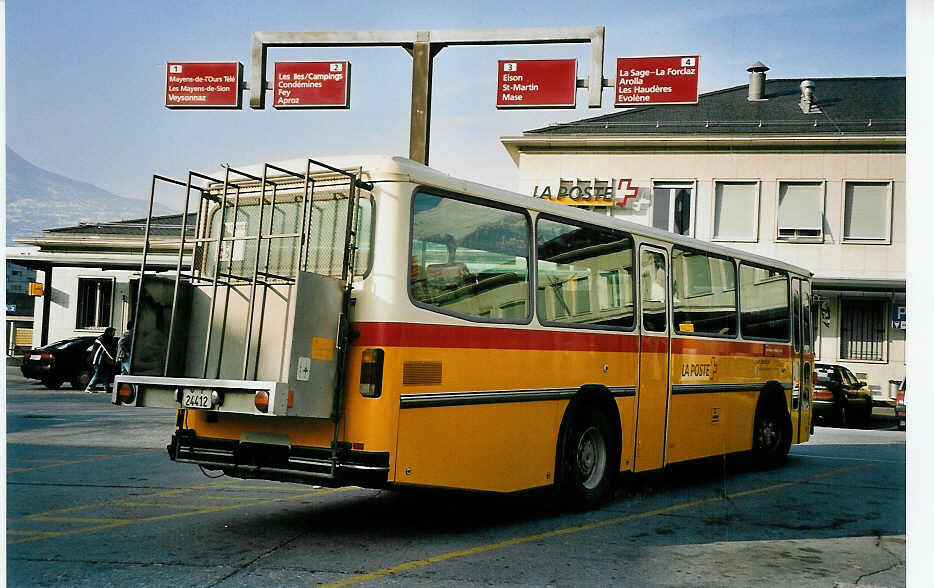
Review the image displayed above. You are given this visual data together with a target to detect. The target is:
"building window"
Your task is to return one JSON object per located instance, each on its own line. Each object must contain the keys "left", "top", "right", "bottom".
{"left": 777, "top": 181, "right": 824, "bottom": 241}
{"left": 652, "top": 182, "right": 693, "bottom": 236}
{"left": 76, "top": 278, "right": 114, "bottom": 329}
{"left": 713, "top": 181, "right": 759, "bottom": 241}
{"left": 840, "top": 298, "right": 886, "bottom": 361}
{"left": 843, "top": 181, "right": 891, "bottom": 242}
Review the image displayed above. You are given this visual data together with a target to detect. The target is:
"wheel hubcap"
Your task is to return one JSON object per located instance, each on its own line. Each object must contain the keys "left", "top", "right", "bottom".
{"left": 576, "top": 426, "right": 606, "bottom": 490}
{"left": 758, "top": 418, "right": 779, "bottom": 450}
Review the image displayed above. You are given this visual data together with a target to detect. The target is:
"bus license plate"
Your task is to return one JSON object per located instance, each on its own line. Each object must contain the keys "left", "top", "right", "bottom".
{"left": 182, "top": 389, "right": 212, "bottom": 409}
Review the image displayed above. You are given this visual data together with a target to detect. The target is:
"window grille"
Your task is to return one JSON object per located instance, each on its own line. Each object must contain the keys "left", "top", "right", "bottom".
{"left": 76, "top": 278, "right": 114, "bottom": 329}
{"left": 840, "top": 299, "right": 885, "bottom": 361}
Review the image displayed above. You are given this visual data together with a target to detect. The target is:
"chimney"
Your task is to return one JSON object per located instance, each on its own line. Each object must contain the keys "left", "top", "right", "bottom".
{"left": 799, "top": 80, "right": 817, "bottom": 113}
{"left": 747, "top": 61, "right": 769, "bottom": 101}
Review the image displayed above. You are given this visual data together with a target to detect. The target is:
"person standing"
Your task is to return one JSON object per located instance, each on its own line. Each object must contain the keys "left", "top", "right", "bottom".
{"left": 85, "top": 327, "right": 117, "bottom": 393}
{"left": 116, "top": 320, "right": 133, "bottom": 375}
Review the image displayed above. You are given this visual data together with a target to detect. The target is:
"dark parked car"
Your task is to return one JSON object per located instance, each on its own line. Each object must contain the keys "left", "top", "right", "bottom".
{"left": 813, "top": 363, "right": 874, "bottom": 428}
{"left": 895, "top": 378, "right": 906, "bottom": 430}
{"left": 21, "top": 336, "right": 97, "bottom": 389}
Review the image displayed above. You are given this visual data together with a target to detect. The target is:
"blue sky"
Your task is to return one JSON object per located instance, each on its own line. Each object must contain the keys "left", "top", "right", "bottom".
{"left": 6, "top": 0, "right": 905, "bottom": 205}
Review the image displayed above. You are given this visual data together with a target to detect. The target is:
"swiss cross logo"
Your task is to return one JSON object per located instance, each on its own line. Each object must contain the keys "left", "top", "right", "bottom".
{"left": 169, "top": 64, "right": 182, "bottom": 73}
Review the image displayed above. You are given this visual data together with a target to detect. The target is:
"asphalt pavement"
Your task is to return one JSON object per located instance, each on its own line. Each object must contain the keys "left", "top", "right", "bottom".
{"left": 6, "top": 366, "right": 906, "bottom": 587}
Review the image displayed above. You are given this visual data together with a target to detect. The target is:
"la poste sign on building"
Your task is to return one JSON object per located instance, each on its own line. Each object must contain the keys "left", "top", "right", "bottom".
{"left": 165, "top": 62, "right": 243, "bottom": 109}
{"left": 274, "top": 61, "right": 351, "bottom": 108}
{"left": 496, "top": 59, "right": 577, "bottom": 108}
{"left": 615, "top": 55, "right": 699, "bottom": 106}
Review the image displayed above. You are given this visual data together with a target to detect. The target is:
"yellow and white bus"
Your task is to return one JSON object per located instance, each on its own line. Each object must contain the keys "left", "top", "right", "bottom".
{"left": 114, "top": 156, "right": 814, "bottom": 508}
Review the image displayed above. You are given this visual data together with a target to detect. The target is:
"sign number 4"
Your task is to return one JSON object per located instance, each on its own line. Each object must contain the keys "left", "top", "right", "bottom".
{"left": 681, "top": 57, "right": 696, "bottom": 67}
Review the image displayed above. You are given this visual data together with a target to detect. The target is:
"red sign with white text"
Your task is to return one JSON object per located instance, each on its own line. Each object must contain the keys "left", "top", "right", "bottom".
{"left": 615, "top": 56, "right": 699, "bottom": 106}
{"left": 274, "top": 62, "right": 350, "bottom": 109}
{"left": 165, "top": 62, "right": 242, "bottom": 109}
{"left": 496, "top": 59, "right": 577, "bottom": 108}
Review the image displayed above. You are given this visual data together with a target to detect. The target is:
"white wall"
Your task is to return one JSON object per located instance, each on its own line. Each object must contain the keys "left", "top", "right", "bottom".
{"left": 33, "top": 267, "right": 135, "bottom": 346}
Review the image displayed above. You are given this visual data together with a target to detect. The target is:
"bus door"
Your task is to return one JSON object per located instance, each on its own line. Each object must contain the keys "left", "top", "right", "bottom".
{"left": 791, "top": 279, "right": 804, "bottom": 443}
{"left": 635, "top": 246, "right": 671, "bottom": 472}
{"left": 799, "top": 280, "right": 813, "bottom": 441}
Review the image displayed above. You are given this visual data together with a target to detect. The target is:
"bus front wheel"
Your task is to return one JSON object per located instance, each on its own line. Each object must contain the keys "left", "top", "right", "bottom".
{"left": 556, "top": 407, "right": 614, "bottom": 509}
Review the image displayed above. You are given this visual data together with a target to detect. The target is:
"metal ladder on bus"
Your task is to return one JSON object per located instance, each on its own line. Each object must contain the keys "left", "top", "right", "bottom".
{"left": 129, "top": 158, "right": 373, "bottom": 478}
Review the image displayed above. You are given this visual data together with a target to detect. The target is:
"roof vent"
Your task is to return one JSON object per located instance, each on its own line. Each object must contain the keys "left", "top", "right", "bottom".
{"left": 799, "top": 80, "right": 820, "bottom": 113}
{"left": 747, "top": 61, "right": 769, "bottom": 101}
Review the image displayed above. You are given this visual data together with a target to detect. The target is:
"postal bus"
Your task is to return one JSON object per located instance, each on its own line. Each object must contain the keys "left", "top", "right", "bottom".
{"left": 114, "top": 156, "right": 814, "bottom": 509}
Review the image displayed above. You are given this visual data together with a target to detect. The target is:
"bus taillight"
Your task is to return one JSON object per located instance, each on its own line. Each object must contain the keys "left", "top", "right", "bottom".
{"left": 117, "top": 382, "right": 136, "bottom": 404}
{"left": 254, "top": 390, "right": 270, "bottom": 413}
{"left": 360, "top": 348, "right": 384, "bottom": 398}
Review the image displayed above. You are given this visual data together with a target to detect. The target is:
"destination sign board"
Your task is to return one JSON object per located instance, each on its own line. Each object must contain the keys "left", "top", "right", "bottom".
{"left": 615, "top": 56, "right": 699, "bottom": 106}
{"left": 165, "top": 62, "right": 242, "bottom": 109}
{"left": 274, "top": 61, "right": 351, "bottom": 108}
{"left": 496, "top": 59, "right": 577, "bottom": 108}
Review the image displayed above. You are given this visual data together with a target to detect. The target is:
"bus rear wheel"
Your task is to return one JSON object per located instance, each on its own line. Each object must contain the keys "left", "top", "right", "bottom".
{"left": 557, "top": 407, "right": 614, "bottom": 509}
{"left": 752, "top": 399, "right": 791, "bottom": 468}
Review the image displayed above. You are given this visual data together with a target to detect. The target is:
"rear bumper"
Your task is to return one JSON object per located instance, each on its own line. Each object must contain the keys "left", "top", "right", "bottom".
{"left": 21, "top": 362, "right": 52, "bottom": 379}
{"left": 168, "top": 429, "right": 390, "bottom": 488}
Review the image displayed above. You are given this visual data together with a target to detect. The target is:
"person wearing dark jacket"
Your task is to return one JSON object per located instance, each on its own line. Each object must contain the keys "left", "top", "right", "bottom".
{"left": 85, "top": 327, "right": 117, "bottom": 393}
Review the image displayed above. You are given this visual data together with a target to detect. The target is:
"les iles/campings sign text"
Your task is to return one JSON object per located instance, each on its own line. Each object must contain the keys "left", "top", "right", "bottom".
{"left": 274, "top": 62, "right": 350, "bottom": 108}
{"left": 496, "top": 59, "right": 577, "bottom": 108}
{"left": 165, "top": 62, "right": 243, "bottom": 109}
{"left": 615, "top": 56, "right": 699, "bottom": 106}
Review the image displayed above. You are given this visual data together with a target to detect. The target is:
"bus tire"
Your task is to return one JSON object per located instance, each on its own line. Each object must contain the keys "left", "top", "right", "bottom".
{"left": 752, "top": 396, "right": 791, "bottom": 468}
{"left": 556, "top": 406, "right": 614, "bottom": 509}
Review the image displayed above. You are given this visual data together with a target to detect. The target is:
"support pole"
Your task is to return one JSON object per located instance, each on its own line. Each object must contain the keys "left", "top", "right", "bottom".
{"left": 409, "top": 40, "right": 434, "bottom": 165}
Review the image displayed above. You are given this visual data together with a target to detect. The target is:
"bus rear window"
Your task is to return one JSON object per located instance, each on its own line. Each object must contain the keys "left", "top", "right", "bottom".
{"left": 201, "top": 191, "right": 372, "bottom": 280}
{"left": 410, "top": 190, "right": 530, "bottom": 322}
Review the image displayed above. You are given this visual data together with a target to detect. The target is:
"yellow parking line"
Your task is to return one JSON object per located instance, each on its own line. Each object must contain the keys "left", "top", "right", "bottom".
{"left": 321, "top": 464, "right": 873, "bottom": 588}
{"left": 8, "top": 487, "right": 349, "bottom": 545}
{"left": 21, "top": 517, "right": 134, "bottom": 524}
{"left": 7, "top": 452, "right": 158, "bottom": 473}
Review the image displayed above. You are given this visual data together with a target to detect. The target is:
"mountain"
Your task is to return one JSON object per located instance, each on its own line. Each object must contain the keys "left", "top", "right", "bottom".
{"left": 5, "top": 147, "right": 172, "bottom": 245}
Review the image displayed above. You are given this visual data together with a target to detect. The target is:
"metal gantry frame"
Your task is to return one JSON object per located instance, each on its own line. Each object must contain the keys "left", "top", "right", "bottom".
{"left": 249, "top": 27, "right": 607, "bottom": 165}
{"left": 131, "top": 159, "right": 372, "bottom": 407}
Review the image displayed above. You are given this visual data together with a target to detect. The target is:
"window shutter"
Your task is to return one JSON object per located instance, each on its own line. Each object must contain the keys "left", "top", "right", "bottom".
{"left": 844, "top": 182, "right": 888, "bottom": 240}
{"left": 778, "top": 183, "right": 822, "bottom": 231}
{"left": 714, "top": 182, "right": 757, "bottom": 240}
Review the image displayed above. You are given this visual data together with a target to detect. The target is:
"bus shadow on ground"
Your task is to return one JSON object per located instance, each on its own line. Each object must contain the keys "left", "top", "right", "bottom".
{"left": 220, "top": 442, "right": 904, "bottom": 547}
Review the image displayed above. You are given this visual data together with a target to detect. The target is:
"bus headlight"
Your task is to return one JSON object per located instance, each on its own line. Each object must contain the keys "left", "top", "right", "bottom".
{"left": 360, "top": 348, "right": 384, "bottom": 398}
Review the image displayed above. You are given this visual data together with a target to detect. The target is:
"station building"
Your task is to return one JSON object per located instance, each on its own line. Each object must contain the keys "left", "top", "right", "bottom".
{"left": 501, "top": 64, "right": 906, "bottom": 400}
{"left": 8, "top": 215, "right": 193, "bottom": 348}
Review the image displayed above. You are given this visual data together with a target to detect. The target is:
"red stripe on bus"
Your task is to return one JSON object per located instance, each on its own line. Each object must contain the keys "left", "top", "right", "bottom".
{"left": 640, "top": 335, "right": 669, "bottom": 354}
{"left": 671, "top": 337, "right": 792, "bottom": 358}
{"left": 353, "top": 322, "right": 640, "bottom": 352}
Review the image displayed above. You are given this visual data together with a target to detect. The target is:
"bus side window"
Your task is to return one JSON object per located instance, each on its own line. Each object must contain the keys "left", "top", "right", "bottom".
{"left": 641, "top": 250, "right": 667, "bottom": 332}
